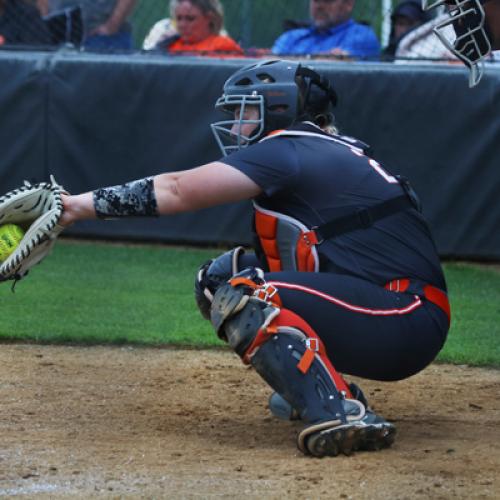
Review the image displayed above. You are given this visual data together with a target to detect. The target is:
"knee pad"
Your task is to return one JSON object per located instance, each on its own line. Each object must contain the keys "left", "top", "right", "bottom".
{"left": 194, "top": 246, "right": 245, "bottom": 320}
{"left": 210, "top": 267, "right": 278, "bottom": 348}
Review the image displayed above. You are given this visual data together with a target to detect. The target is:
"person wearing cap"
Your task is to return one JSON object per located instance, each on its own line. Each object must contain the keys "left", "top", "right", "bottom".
{"left": 383, "top": 0, "right": 431, "bottom": 58}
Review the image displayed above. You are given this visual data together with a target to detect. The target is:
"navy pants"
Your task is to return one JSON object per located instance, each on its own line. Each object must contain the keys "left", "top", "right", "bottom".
{"left": 241, "top": 255, "right": 448, "bottom": 381}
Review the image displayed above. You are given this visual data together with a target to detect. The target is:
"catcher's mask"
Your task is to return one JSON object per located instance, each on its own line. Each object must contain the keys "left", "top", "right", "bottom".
{"left": 422, "top": 0, "right": 492, "bottom": 86}
{"left": 211, "top": 59, "right": 338, "bottom": 156}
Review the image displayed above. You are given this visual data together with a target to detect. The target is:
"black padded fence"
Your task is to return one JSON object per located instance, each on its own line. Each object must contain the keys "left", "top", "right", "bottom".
{"left": 0, "top": 50, "right": 499, "bottom": 259}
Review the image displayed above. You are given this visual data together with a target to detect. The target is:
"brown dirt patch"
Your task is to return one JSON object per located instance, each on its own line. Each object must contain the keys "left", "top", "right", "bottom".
{"left": 0, "top": 345, "right": 499, "bottom": 499}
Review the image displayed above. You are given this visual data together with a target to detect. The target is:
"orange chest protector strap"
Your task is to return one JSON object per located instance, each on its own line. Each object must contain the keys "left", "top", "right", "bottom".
{"left": 253, "top": 202, "right": 320, "bottom": 273}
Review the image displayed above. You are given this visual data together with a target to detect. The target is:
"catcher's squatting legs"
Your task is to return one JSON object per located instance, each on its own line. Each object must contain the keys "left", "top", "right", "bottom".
{"left": 201, "top": 260, "right": 395, "bottom": 457}
{"left": 93, "top": 177, "right": 159, "bottom": 218}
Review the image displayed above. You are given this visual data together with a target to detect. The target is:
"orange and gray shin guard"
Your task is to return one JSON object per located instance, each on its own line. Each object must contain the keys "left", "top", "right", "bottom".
{"left": 210, "top": 272, "right": 381, "bottom": 457}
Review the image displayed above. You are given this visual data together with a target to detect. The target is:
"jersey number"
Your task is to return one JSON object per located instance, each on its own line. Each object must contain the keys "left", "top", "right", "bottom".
{"left": 349, "top": 147, "right": 398, "bottom": 184}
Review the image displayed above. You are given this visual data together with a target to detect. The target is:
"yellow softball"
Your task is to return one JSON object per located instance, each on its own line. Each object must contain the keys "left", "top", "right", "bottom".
{"left": 0, "top": 224, "right": 25, "bottom": 263}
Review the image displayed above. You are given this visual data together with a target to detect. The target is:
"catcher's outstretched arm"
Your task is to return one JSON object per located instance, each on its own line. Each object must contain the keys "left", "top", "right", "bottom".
{"left": 154, "top": 162, "right": 260, "bottom": 213}
{"left": 60, "top": 162, "right": 261, "bottom": 225}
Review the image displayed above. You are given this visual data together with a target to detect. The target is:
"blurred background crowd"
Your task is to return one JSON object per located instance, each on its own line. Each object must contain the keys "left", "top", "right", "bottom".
{"left": 0, "top": 0, "right": 498, "bottom": 64}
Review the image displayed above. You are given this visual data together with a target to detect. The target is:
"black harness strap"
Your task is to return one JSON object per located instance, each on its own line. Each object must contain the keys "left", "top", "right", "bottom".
{"left": 313, "top": 195, "right": 414, "bottom": 243}
{"left": 311, "top": 174, "right": 422, "bottom": 242}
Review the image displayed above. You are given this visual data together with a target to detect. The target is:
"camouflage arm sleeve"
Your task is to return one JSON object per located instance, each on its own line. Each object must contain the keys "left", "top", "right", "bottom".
{"left": 93, "top": 177, "right": 159, "bottom": 218}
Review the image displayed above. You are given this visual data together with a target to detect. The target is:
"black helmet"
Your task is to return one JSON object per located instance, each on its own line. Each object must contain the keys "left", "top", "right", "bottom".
{"left": 211, "top": 59, "right": 338, "bottom": 156}
{"left": 422, "top": 0, "right": 492, "bottom": 86}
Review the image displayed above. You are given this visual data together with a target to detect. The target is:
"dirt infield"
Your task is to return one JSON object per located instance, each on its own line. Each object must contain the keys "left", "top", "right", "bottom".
{"left": 0, "top": 345, "right": 499, "bottom": 499}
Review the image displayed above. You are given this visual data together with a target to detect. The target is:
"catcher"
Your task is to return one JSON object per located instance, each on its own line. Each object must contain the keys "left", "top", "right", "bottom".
{"left": 13, "top": 60, "right": 451, "bottom": 457}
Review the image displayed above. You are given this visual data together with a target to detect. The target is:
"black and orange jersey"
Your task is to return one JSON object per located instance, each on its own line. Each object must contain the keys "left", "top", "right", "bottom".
{"left": 221, "top": 122, "right": 446, "bottom": 291}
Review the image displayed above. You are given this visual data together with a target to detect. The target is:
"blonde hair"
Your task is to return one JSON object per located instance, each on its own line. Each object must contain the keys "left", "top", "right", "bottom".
{"left": 170, "top": 0, "right": 224, "bottom": 35}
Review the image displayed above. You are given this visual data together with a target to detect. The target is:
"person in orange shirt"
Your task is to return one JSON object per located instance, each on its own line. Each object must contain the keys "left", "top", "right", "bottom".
{"left": 148, "top": 0, "right": 243, "bottom": 56}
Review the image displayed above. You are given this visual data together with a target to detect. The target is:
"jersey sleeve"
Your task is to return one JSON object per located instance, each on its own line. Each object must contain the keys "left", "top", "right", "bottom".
{"left": 219, "top": 138, "right": 300, "bottom": 197}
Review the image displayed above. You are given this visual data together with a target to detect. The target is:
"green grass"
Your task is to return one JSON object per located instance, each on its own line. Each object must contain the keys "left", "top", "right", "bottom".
{"left": 437, "top": 263, "right": 500, "bottom": 367}
{"left": 0, "top": 240, "right": 498, "bottom": 367}
{"left": 0, "top": 240, "right": 219, "bottom": 347}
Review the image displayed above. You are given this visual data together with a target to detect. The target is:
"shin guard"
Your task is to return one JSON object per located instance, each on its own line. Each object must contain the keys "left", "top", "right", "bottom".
{"left": 248, "top": 309, "right": 358, "bottom": 426}
{"left": 210, "top": 272, "right": 355, "bottom": 413}
{"left": 210, "top": 271, "right": 375, "bottom": 455}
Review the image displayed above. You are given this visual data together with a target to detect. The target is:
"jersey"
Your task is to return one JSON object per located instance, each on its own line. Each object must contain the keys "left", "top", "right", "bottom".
{"left": 221, "top": 122, "right": 446, "bottom": 291}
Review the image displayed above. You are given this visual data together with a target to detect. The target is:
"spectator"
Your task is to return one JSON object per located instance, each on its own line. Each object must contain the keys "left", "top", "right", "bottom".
{"left": 37, "top": 0, "right": 136, "bottom": 50}
{"left": 395, "top": 12, "right": 457, "bottom": 61}
{"left": 0, "top": 0, "right": 51, "bottom": 46}
{"left": 272, "top": 0, "right": 380, "bottom": 59}
{"left": 145, "top": 0, "right": 243, "bottom": 56}
{"left": 383, "top": 0, "right": 432, "bottom": 59}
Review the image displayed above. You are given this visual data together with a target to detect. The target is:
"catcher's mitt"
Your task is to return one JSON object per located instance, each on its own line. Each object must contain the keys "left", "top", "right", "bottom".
{"left": 0, "top": 175, "right": 66, "bottom": 283}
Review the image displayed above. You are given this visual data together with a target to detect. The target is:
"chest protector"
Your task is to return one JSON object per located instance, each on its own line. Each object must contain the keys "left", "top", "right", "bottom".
{"left": 252, "top": 129, "right": 370, "bottom": 273}
{"left": 254, "top": 202, "right": 319, "bottom": 273}
{"left": 253, "top": 126, "right": 419, "bottom": 274}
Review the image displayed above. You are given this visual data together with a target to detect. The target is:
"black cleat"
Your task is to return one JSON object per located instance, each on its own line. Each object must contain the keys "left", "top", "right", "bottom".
{"left": 356, "top": 421, "right": 396, "bottom": 452}
{"left": 269, "top": 388, "right": 396, "bottom": 457}
{"left": 304, "top": 423, "right": 362, "bottom": 457}
{"left": 297, "top": 405, "right": 397, "bottom": 458}
{"left": 300, "top": 420, "right": 396, "bottom": 458}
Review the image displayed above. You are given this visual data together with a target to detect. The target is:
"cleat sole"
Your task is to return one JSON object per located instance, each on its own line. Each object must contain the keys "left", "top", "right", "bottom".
{"left": 356, "top": 422, "right": 397, "bottom": 451}
{"left": 303, "top": 422, "right": 396, "bottom": 458}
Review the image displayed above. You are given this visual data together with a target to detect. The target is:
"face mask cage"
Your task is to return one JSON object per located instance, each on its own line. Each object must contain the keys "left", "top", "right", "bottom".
{"left": 422, "top": 0, "right": 491, "bottom": 87}
{"left": 211, "top": 94, "right": 265, "bottom": 157}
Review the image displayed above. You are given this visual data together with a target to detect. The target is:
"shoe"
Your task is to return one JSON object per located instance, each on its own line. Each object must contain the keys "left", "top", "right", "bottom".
{"left": 269, "top": 383, "right": 369, "bottom": 421}
{"left": 348, "top": 382, "right": 369, "bottom": 409}
{"left": 268, "top": 392, "right": 300, "bottom": 421}
{"left": 297, "top": 399, "right": 396, "bottom": 458}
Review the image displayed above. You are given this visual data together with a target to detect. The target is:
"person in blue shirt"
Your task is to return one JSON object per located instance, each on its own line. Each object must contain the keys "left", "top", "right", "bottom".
{"left": 272, "top": 0, "right": 380, "bottom": 59}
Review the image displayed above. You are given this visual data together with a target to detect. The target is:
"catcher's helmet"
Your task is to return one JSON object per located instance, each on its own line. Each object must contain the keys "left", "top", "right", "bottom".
{"left": 211, "top": 59, "right": 338, "bottom": 156}
{"left": 422, "top": 0, "right": 492, "bottom": 86}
